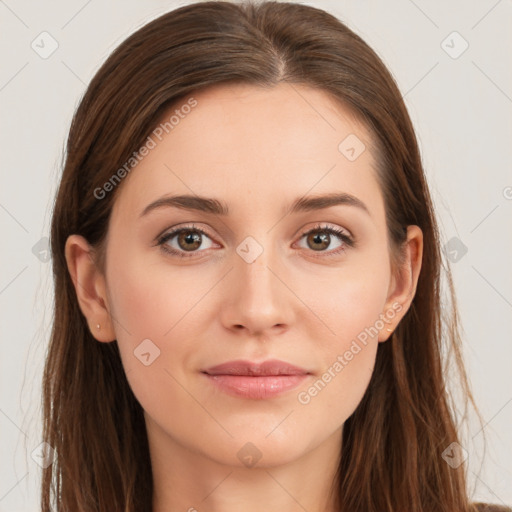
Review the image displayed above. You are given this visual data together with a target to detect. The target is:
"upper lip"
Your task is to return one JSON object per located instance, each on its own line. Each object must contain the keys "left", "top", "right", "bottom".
{"left": 202, "top": 359, "right": 310, "bottom": 376}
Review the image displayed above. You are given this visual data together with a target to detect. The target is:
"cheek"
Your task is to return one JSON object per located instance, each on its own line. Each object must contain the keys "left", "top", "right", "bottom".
{"left": 302, "top": 258, "right": 389, "bottom": 404}
{"left": 285, "top": 262, "right": 388, "bottom": 426}
{"left": 316, "top": 334, "right": 378, "bottom": 409}
{"left": 317, "top": 283, "right": 384, "bottom": 391}
{"left": 308, "top": 261, "right": 390, "bottom": 343}
{"left": 104, "top": 249, "right": 214, "bottom": 406}
{"left": 106, "top": 247, "right": 208, "bottom": 342}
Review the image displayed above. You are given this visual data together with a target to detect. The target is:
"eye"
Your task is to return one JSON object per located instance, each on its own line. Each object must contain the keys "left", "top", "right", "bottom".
{"left": 295, "top": 223, "right": 354, "bottom": 257}
{"left": 156, "top": 224, "right": 216, "bottom": 258}
{"left": 156, "top": 222, "right": 355, "bottom": 259}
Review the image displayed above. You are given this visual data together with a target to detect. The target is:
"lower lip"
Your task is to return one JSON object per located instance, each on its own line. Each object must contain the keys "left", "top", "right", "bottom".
{"left": 204, "top": 374, "right": 309, "bottom": 399}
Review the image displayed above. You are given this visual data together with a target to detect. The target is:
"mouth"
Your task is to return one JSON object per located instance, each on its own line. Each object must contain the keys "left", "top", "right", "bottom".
{"left": 201, "top": 359, "right": 311, "bottom": 399}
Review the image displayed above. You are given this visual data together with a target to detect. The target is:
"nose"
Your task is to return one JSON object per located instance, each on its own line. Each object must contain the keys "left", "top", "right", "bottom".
{"left": 219, "top": 241, "right": 293, "bottom": 337}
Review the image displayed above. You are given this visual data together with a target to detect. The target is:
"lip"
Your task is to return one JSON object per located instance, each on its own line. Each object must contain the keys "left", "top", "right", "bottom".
{"left": 203, "top": 359, "right": 310, "bottom": 376}
{"left": 201, "top": 359, "right": 311, "bottom": 400}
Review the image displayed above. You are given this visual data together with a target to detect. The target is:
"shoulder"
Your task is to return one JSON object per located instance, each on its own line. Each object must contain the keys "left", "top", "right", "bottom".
{"left": 472, "top": 503, "right": 512, "bottom": 512}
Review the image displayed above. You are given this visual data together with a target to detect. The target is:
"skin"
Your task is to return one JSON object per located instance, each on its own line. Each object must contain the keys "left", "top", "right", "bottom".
{"left": 65, "top": 82, "right": 423, "bottom": 512}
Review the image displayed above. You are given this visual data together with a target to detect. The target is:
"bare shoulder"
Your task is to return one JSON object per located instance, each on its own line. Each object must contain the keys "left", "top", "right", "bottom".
{"left": 472, "top": 503, "right": 512, "bottom": 512}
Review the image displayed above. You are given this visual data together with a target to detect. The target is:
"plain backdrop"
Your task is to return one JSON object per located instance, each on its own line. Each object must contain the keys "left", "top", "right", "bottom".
{"left": 1, "top": 0, "right": 511, "bottom": 510}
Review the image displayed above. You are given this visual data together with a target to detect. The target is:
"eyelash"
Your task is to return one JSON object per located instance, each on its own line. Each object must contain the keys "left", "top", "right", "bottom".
{"left": 156, "top": 223, "right": 355, "bottom": 259}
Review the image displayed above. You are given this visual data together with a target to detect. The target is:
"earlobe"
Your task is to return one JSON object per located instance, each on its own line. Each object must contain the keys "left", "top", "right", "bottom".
{"left": 378, "top": 225, "right": 423, "bottom": 342}
{"left": 64, "top": 234, "right": 116, "bottom": 342}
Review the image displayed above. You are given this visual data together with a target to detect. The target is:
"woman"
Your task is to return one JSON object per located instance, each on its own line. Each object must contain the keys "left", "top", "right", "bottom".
{"left": 42, "top": 1, "right": 510, "bottom": 510}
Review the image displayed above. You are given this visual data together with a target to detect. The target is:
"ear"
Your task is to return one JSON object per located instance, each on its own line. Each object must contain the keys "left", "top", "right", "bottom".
{"left": 378, "top": 225, "right": 423, "bottom": 342}
{"left": 64, "top": 234, "right": 116, "bottom": 342}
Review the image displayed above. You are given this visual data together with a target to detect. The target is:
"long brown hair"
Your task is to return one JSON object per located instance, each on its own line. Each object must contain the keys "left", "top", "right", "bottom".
{"left": 43, "top": 1, "right": 488, "bottom": 510}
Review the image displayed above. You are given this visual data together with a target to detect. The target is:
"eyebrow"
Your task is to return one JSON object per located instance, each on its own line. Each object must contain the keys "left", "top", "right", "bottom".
{"left": 139, "top": 192, "right": 370, "bottom": 218}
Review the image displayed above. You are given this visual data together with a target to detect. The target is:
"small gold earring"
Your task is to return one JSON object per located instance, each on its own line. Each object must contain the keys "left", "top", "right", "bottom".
{"left": 386, "top": 328, "right": 392, "bottom": 332}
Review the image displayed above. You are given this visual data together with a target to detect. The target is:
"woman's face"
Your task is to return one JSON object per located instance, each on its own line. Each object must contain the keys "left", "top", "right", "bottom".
{"left": 71, "top": 82, "right": 422, "bottom": 469}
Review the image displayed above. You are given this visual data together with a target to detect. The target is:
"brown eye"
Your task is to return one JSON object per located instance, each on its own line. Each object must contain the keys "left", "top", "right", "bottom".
{"left": 176, "top": 230, "right": 202, "bottom": 251}
{"left": 306, "top": 231, "right": 331, "bottom": 251}
{"left": 297, "top": 225, "right": 354, "bottom": 256}
{"left": 157, "top": 225, "right": 216, "bottom": 258}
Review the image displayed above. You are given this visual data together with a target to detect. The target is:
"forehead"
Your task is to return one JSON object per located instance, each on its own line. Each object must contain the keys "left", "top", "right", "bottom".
{"left": 174, "top": 81, "right": 370, "bottom": 164}
{"left": 111, "top": 82, "right": 383, "bottom": 222}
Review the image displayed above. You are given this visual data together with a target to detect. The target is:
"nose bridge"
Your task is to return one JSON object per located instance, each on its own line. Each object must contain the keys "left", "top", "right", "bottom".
{"left": 223, "top": 232, "right": 291, "bottom": 333}
{"left": 236, "top": 233, "right": 280, "bottom": 304}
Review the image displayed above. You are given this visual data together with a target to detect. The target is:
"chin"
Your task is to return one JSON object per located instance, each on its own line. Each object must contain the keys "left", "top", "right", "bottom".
{"left": 210, "top": 430, "right": 311, "bottom": 469}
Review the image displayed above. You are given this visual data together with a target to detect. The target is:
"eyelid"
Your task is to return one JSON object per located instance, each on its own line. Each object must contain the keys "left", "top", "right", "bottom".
{"left": 155, "top": 223, "right": 219, "bottom": 256}
{"left": 295, "top": 222, "right": 354, "bottom": 243}
{"left": 294, "top": 223, "right": 355, "bottom": 257}
{"left": 155, "top": 222, "right": 215, "bottom": 243}
{"left": 155, "top": 222, "right": 355, "bottom": 258}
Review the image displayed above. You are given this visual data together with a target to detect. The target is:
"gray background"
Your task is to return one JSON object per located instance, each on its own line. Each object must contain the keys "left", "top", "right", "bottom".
{"left": 1, "top": 0, "right": 511, "bottom": 509}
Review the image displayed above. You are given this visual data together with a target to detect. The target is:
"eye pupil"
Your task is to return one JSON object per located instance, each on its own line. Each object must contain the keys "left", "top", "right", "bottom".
{"left": 178, "top": 230, "right": 202, "bottom": 251}
{"left": 308, "top": 232, "right": 330, "bottom": 251}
